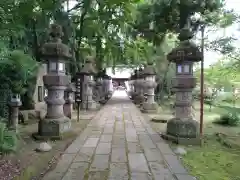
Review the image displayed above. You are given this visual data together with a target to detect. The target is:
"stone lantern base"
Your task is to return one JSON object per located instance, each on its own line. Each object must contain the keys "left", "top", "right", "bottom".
{"left": 161, "top": 117, "right": 202, "bottom": 145}
{"left": 35, "top": 117, "right": 71, "bottom": 140}
{"left": 81, "top": 101, "right": 100, "bottom": 111}
{"left": 141, "top": 102, "right": 158, "bottom": 113}
{"left": 133, "top": 94, "right": 145, "bottom": 105}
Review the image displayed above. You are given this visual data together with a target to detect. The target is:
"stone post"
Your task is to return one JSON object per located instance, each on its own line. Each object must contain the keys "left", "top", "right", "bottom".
{"left": 63, "top": 81, "right": 74, "bottom": 119}
{"left": 37, "top": 24, "right": 72, "bottom": 138}
{"left": 80, "top": 57, "right": 98, "bottom": 110}
{"left": 134, "top": 68, "right": 145, "bottom": 105}
{"left": 8, "top": 94, "right": 22, "bottom": 132}
{"left": 162, "top": 27, "right": 202, "bottom": 144}
{"left": 131, "top": 70, "right": 137, "bottom": 100}
{"left": 142, "top": 62, "right": 158, "bottom": 113}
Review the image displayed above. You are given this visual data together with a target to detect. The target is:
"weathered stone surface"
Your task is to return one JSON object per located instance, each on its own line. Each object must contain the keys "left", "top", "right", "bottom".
{"left": 83, "top": 138, "right": 99, "bottom": 147}
{"left": 127, "top": 142, "right": 143, "bottom": 153}
{"left": 62, "top": 162, "right": 89, "bottom": 180}
{"left": 108, "top": 163, "right": 128, "bottom": 180}
{"left": 42, "top": 91, "right": 192, "bottom": 180}
{"left": 100, "top": 135, "right": 113, "bottom": 142}
{"left": 131, "top": 172, "right": 153, "bottom": 180}
{"left": 163, "top": 155, "right": 188, "bottom": 174}
{"left": 74, "top": 147, "right": 95, "bottom": 162}
{"left": 144, "top": 148, "right": 163, "bottom": 162}
{"left": 157, "top": 143, "right": 174, "bottom": 155}
{"left": 96, "top": 143, "right": 111, "bottom": 154}
{"left": 128, "top": 153, "right": 149, "bottom": 172}
{"left": 36, "top": 142, "right": 52, "bottom": 152}
{"left": 148, "top": 161, "right": 174, "bottom": 180}
{"left": 90, "top": 155, "right": 109, "bottom": 171}
{"left": 111, "top": 148, "right": 127, "bottom": 162}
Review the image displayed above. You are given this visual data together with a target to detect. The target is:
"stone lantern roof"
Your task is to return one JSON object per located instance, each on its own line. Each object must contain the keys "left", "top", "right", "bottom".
{"left": 142, "top": 61, "right": 156, "bottom": 75}
{"left": 167, "top": 27, "right": 202, "bottom": 63}
{"left": 41, "top": 24, "right": 71, "bottom": 61}
{"left": 80, "top": 56, "right": 97, "bottom": 75}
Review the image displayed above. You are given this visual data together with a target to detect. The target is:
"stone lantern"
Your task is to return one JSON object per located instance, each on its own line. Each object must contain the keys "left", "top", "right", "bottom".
{"left": 80, "top": 57, "right": 98, "bottom": 110}
{"left": 37, "top": 24, "right": 72, "bottom": 138}
{"left": 163, "top": 27, "right": 202, "bottom": 144}
{"left": 142, "top": 62, "right": 158, "bottom": 113}
{"left": 128, "top": 74, "right": 134, "bottom": 99}
{"left": 131, "top": 70, "right": 137, "bottom": 100}
{"left": 134, "top": 67, "right": 145, "bottom": 105}
{"left": 8, "top": 94, "right": 22, "bottom": 132}
{"left": 102, "top": 69, "right": 111, "bottom": 102}
{"left": 95, "top": 70, "right": 104, "bottom": 103}
{"left": 63, "top": 75, "right": 74, "bottom": 119}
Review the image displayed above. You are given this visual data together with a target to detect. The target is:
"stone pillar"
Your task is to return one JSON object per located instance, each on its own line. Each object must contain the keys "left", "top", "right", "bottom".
{"left": 142, "top": 62, "right": 158, "bottom": 113}
{"left": 8, "top": 94, "right": 22, "bottom": 132}
{"left": 134, "top": 68, "right": 145, "bottom": 105}
{"left": 163, "top": 27, "right": 202, "bottom": 144}
{"left": 37, "top": 24, "right": 72, "bottom": 138}
{"left": 63, "top": 82, "right": 74, "bottom": 119}
{"left": 79, "top": 57, "right": 98, "bottom": 110}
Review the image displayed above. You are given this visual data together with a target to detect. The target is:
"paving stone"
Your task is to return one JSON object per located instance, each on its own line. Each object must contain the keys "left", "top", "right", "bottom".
{"left": 43, "top": 154, "right": 76, "bottom": 180}
{"left": 150, "top": 134, "right": 164, "bottom": 143}
{"left": 157, "top": 143, "right": 174, "bottom": 155}
{"left": 42, "top": 91, "right": 192, "bottom": 180}
{"left": 83, "top": 138, "right": 99, "bottom": 147}
{"left": 112, "top": 135, "right": 126, "bottom": 148}
{"left": 90, "top": 155, "right": 109, "bottom": 171}
{"left": 128, "top": 153, "right": 149, "bottom": 172}
{"left": 174, "top": 174, "right": 196, "bottom": 180}
{"left": 127, "top": 142, "right": 143, "bottom": 153}
{"left": 108, "top": 163, "right": 129, "bottom": 180}
{"left": 96, "top": 143, "right": 111, "bottom": 154}
{"left": 73, "top": 147, "right": 95, "bottom": 162}
{"left": 163, "top": 154, "right": 187, "bottom": 174}
{"left": 138, "top": 135, "right": 156, "bottom": 149}
{"left": 144, "top": 148, "right": 164, "bottom": 162}
{"left": 111, "top": 148, "right": 127, "bottom": 162}
{"left": 149, "top": 161, "right": 174, "bottom": 180}
{"left": 130, "top": 172, "right": 153, "bottom": 180}
{"left": 88, "top": 171, "right": 109, "bottom": 180}
{"left": 62, "top": 162, "right": 89, "bottom": 180}
{"left": 65, "top": 138, "right": 86, "bottom": 153}
{"left": 103, "top": 128, "right": 114, "bottom": 134}
{"left": 100, "top": 135, "right": 113, "bottom": 142}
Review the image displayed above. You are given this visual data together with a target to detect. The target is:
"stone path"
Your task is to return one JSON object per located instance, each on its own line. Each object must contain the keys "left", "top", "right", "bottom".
{"left": 42, "top": 91, "right": 195, "bottom": 180}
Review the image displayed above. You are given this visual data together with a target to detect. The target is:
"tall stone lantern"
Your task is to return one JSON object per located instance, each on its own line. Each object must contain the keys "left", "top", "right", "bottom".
{"left": 134, "top": 67, "right": 145, "bottom": 105}
{"left": 38, "top": 24, "right": 72, "bottom": 138}
{"left": 142, "top": 62, "right": 158, "bottom": 113}
{"left": 63, "top": 76, "right": 74, "bottom": 119}
{"left": 8, "top": 94, "right": 22, "bottom": 132}
{"left": 80, "top": 57, "right": 98, "bottom": 110}
{"left": 163, "top": 27, "right": 202, "bottom": 144}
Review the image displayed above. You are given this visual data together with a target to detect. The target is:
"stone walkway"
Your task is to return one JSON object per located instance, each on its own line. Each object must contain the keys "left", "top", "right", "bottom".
{"left": 43, "top": 91, "right": 195, "bottom": 180}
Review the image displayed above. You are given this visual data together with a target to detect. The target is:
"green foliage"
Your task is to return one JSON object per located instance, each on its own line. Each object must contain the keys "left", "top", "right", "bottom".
{"left": 0, "top": 45, "right": 38, "bottom": 94}
{"left": 0, "top": 121, "right": 18, "bottom": 153}
{"left": 214, "top": 112, "right": 240, "bottom": 126}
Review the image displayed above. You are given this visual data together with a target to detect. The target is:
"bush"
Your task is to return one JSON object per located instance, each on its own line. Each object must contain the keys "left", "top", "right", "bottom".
{"left": 213, "top": 112, "right": 240, "bottom": 126}
{"left": 0, "top": 121, "right": 18, "bottom": 153}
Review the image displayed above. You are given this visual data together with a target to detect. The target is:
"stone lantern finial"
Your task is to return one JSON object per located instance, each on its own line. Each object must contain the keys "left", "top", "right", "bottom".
{"left": 49, "top": 24, "right": 64, "bottom": 40}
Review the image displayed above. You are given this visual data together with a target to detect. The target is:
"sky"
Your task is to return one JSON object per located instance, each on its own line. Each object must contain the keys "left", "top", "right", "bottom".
{"left": 201, "top": 0, "right": 240, "bottom": 67}
{"left": 66, "top": 0, "right": 240, "bottom": 77}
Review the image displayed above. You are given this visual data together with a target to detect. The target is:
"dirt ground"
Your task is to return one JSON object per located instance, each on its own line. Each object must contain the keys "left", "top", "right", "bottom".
{"left": 0, "top": 111, "right": 97, "bottom": 180}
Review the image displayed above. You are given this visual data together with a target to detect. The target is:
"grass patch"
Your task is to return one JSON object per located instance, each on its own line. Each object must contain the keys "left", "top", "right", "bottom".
{"left": 182, "top": 136, "right": 240, "bottom": 180}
